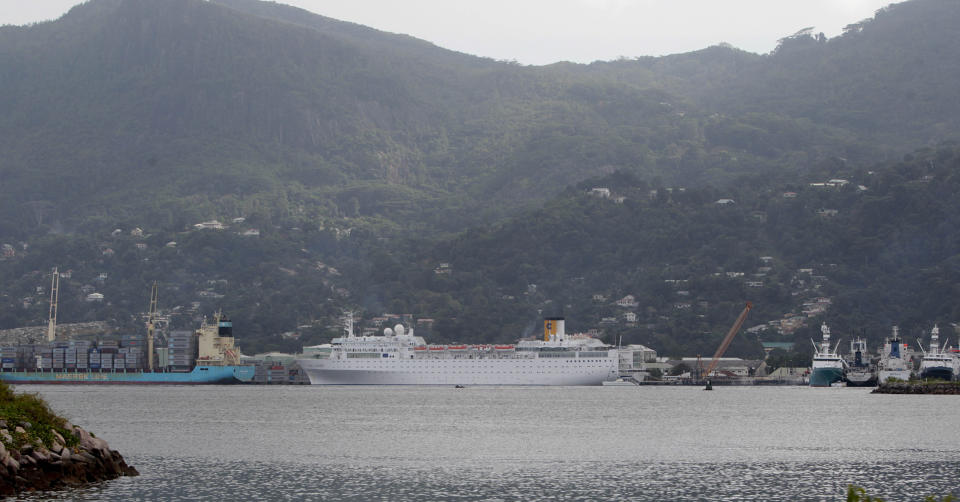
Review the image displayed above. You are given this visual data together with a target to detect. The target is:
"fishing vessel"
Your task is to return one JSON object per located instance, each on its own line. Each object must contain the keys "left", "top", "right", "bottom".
{"left": 809, "top": 323, "right": 844, "bottom": 387}
{"left": 918, "top": 325, "right": 956, "bottom": 381}
{"left": 877, "top": 326, "right": 912, "bottom": 383}
{"left": 297, "top": 314, "right": 618, "bottom": 385}
{"left": 844, "top": 337, "right": 877, "bottom": 387}
{"left": 0, "top": 312, "right": 254, "bottom": 384}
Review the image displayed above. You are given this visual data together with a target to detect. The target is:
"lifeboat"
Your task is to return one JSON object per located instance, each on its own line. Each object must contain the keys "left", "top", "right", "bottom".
{"left": 494, "top": 345, "right": 515, "bottom": 350}
{"left": 413, "top": 346, "right": 427, "bottom": 351}
{"left": 448, "top": 345, "right": 468, "bottom": 350}
{"left": 428, "top": 346, "right": 446, "bottom": 351}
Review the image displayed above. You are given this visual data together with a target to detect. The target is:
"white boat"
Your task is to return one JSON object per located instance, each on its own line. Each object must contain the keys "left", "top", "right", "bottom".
{"left": 297, "top": 315, "right": 618, "bottom": 386}
{"left": 809, "top": 323, "right": 844, "bottom": 387}
{"left": 918, "top": 325, "right": 955, "bottom": 381}
{"left": 878, "top": 326, "right": 912, "bottom": 383}
{"left": 601, "top": 378, "right": 637, "bottom": 386}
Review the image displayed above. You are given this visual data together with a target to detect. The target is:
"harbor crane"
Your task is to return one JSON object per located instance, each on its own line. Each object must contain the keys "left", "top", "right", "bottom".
{"left": 702, "top": 302, "right": 753, "bottom": 385}
{"left": 146, "top": 281, "right": 159, "bottom": 371}
{"left": 46, "top": 267, "right": 59, "bottom": 342}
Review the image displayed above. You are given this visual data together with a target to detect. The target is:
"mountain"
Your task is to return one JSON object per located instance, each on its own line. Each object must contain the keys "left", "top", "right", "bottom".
{"left": 1, "top": 0, "right": 960, "bottom": 352}
{"left": 357, "top": 143, "right": 960, "bottom": 356}
{"left": 592, "top": 0, "right": 960, "bottom": 149}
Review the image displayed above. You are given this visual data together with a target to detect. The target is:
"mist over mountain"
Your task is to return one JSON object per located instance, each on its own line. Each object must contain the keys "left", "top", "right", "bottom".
{"left": 1, "top": 0, "right": 958, "bottom": 354}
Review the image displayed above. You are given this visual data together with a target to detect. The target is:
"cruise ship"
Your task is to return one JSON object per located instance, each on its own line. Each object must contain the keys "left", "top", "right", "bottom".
{"left": 918, "top": 325, "right": 956, "bottom": 381}
{"left": 296, "top": 315, "right": 618, "bottom": 385}
{"left": 809, "top": 323, "right": 844, "bottom": 387}
{"left": 877, "top": 326, "right": 912, "bottom": 383}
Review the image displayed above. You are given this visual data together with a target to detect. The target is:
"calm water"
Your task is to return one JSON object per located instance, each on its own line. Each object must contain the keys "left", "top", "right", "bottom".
{"left": 14, "top": 385, "right": 960, "bottom": 501}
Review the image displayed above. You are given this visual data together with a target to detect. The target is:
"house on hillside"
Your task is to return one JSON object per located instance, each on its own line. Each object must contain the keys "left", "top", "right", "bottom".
{"left": 194, "top": 220, "right": 225, "bottom": 230}
{"left": 590, "top": 187, "right": 611, "bottom": 198}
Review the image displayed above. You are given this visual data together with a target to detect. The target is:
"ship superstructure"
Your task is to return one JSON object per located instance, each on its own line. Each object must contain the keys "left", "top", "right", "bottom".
{"left": 878, "top": 326, "right": 912, "bottom": 383}
{"left": 296, "top": 314, "right": 618, "bottom": 385}
{"left": 918, "top": 325, "right": 956, "bottom": 381}
{"left": 810, "top": 323, "right": 844, "bottom": 387}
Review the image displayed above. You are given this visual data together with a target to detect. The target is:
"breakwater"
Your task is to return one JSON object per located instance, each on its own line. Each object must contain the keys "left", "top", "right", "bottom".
{"left": 872, "top": 381, "right": 960, "bottom": 394}
{"left": 0, "top": 420, "right": 138, "bottom": 496}
{"left": 0, "top": 420, "right": 137, "bottom": 496}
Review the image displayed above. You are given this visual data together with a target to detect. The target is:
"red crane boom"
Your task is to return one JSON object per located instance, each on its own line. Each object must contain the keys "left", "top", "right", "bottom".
{"left": 703, "top": 302, "right": 753, "bottom": 380}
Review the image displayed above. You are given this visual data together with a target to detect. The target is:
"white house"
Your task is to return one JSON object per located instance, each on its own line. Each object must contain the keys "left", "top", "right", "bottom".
{"left": 194, "top": 220, "right": 225, "bottom": 230}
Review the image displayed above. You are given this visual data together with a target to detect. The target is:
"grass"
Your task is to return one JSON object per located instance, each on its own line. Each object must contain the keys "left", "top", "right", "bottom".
{"left": 0, "top": 381, "right": 79, "bottom": 451}
{"left": 847, "top": 485, "right": 956, "bottom": 502}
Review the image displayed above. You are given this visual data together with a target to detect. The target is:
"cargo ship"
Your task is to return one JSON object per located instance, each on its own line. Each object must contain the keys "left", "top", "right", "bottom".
{"left": 0, "top": 312, "right": 254, "bottom": 385}
{"left": 844, "top": 337, "right": 877, "bottom": 387}
{"left": 809, "top": 323, "right": 844, "bottom": 387}
{"left": 297, "top": 314, "right": 618, "bottom": 385}
{"left": 878, "top": 326, "right": 913, "bottom": 383}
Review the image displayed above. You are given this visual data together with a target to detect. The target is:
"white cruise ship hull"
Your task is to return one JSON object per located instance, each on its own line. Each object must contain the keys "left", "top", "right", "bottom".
{"left": 296, "top": 357, "right": 618, "bottom": 386}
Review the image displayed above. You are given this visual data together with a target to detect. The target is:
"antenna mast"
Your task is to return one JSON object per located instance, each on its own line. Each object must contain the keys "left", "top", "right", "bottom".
{"left": 46, "top": 267, "right": 59, "bottom": 342}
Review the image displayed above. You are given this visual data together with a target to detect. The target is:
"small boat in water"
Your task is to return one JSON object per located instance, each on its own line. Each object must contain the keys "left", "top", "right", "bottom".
{"left": 602, "top": 378, "right": 637, "bottom": 386}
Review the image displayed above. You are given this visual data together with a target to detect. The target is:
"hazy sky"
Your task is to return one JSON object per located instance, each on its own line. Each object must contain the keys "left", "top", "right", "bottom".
{"left": 3, "top": 0, "right": 895, "bottom": 65}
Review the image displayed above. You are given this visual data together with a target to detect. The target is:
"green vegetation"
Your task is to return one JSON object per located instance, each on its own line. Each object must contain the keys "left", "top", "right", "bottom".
{"left": 0, "top": 382, "right": 79, "bottom": 451}
{"left": 846, "top": 484, "right": 956, "bottom": 502}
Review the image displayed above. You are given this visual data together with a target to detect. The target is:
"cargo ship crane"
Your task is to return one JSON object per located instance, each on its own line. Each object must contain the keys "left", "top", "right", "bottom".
{"left": 703, "top": 302, "right": 753, "bottom": 384}
{"left": 146, "top": 281, "right": 159, "bottom": 372}
{"left": 46, "top": 267, "right": 59, "bottom": 342}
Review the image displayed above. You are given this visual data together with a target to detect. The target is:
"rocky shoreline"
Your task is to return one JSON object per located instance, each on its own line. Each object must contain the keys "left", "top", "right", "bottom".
{"left": 0, "top": 420, "right": 138, "bottom": 497}
{"left": 872, "top": 381, "right": 960, "bottom": 394}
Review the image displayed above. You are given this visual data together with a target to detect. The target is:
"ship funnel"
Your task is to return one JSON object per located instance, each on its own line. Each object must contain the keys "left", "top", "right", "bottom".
{"left": 218, "top": 315, "right": 233, "bottom": 337}
{"left": 544, "top": 317, "right": 565, "bottom": 342}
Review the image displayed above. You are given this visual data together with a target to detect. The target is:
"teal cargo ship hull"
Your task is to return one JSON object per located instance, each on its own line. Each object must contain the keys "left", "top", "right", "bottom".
{"left": 809, "top": 367, "right": 844, "bottom": 387}
{"left": 0, "top": 365, "right": 255, "bottom": 384}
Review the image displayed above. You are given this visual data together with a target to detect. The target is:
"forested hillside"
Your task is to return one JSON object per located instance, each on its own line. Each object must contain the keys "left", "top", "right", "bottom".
{"left": 1, "top": 0, "right": 958, "bottom": 355}
{"left": 348, "top": 144, "right": 960, "bottom": 357}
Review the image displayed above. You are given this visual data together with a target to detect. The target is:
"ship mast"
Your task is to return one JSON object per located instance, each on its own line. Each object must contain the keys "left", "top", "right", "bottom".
{"left": 343, "top": 311, "right": 355, "bottom": 338}
{"left": 146, "top": 281, "right": 159, "bottom": 371}
{"left": 46, "top": 267, "right": 59, "bottom": 342}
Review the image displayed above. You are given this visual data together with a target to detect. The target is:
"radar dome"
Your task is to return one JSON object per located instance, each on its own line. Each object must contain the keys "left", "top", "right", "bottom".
{"left": 384, "top": 327, "right": 394, "bottom": 336}
{"left": 394, "top": 324, "right": 405, "bottom": 336}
